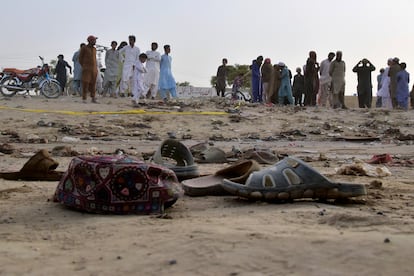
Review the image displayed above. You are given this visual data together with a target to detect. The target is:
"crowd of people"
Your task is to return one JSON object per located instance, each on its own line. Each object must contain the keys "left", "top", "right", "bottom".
{"left": 215, "top": 51, "right": 412, "bottom": 110}
{"left": 62, "top": 35, "right": 177, "bottom": 105}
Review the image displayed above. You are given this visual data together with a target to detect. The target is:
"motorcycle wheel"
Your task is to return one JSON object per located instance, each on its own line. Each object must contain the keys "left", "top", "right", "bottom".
{"left": 0, "top": 76, "right": 19, "bottom": 97}
{"left": 41, "top": 80, "right": 61, "bottom": 98}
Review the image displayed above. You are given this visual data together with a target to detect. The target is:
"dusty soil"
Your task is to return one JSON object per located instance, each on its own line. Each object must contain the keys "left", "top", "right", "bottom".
{"left": 0, "top": 95, "right": 414, "bottom": 275}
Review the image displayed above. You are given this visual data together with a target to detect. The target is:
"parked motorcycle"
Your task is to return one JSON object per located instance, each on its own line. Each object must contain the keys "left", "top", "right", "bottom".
{"left": 0, "top": 56, "right": 61, "bottom": 98}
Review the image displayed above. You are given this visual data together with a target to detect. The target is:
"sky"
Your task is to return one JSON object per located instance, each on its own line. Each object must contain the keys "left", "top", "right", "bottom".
{"left": 1, "top": 0, "right": 413, "bottom": 95}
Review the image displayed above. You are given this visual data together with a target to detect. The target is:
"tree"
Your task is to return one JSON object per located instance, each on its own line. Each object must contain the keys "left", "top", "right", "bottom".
{"left": 177, "top": 81, "right": 191, "bottom": 87}
{"left": 210, "top": 64, "right": 251, "bottom": 89}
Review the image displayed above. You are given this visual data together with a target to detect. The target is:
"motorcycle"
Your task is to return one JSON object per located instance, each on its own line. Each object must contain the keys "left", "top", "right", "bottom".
{"left": 0, "top": 56, "right": 61, "bottom": 98}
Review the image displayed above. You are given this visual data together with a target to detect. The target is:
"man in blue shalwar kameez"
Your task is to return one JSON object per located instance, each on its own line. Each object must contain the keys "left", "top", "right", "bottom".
{"left": 159, "top": 45, "right": 177, "bottom": 101}
{"left": 251, "top": 56, "right": 263, "bottom": 103}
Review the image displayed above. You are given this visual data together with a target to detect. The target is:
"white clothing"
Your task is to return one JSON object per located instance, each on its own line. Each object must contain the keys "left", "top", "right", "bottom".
{"left": 319, "top": 58, "right": 332, "bottom": 84}
{"left": 377, "top": 67, "right": 390, "bottom": 97}
{"left": 132, "top": 61, "right": 147, "bottom": 101}
{"left": 119, "top": 45, "right": 140, "bottom": 94}
{"left": 145, "top": 50, "right": 161, "bottom": 97}
{"left": 377, "top": 67, "right": 392, "bottom": 109}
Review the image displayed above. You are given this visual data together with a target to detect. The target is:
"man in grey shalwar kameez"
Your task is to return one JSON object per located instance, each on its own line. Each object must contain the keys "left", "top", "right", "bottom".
{"left": 72, "top": 43, "right": 84, "bottom": 96}
{"left": 103, "top": 41, "right": 120, "bottom": 97}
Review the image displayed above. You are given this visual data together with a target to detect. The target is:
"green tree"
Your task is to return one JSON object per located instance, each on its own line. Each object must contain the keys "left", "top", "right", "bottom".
{"left": 210, "top": 64, "right": 251, "bottom": 89}
{"left": 177, "top": 81, "right": 191, "bottom": 87}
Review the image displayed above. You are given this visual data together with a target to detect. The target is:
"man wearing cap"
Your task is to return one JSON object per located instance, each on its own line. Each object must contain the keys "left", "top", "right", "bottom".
{"left": 79, "top": 35, "right": 99, "bottom": 103}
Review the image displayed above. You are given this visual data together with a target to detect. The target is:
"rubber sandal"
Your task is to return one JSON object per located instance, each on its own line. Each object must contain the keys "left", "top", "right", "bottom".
{"left": 151, "top": 139, "right": 200, "bottom": 181}
{"left": 0, "top": 149, "right": 64, "bottom": 181}
{"left": 54, "top": 154, "right": 182, "bottom": 214}
{"left": 195, "top": 147, "right": 228, "bottom": 163}
{"left": 181, "top": 159, "right": 261, "bottom": 196}
{"left": 242, "top": 149, "right": 279, "bottom": 164}
{"left": 221, "top": 156, "right": 367, "bottom": 201}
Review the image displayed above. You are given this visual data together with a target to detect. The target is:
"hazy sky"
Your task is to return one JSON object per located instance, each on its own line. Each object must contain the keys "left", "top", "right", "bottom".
{"left": 1, "top": 0, "right": 413, "bottom": 95}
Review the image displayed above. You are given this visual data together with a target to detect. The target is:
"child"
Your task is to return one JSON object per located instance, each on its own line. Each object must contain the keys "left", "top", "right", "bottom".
{"left": 132, "top": 53, "right": 148, "bottom": 107}
{"left": 231, "top": 73, "right": 244, "bottom": 100}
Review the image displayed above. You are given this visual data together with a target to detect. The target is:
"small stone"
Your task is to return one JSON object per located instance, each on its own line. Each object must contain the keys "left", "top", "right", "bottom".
{"left": 384, "top": 238, "right": 390, "bottom": 243}
{"left": 369, "top": 180, "right": 383, "bottom": 189}
{"left": 168, "top": 259, "right": 177, "bottom": 265}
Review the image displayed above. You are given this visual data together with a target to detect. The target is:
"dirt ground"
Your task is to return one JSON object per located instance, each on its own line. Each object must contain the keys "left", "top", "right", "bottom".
{"left": 0, "top": 95, "right": 414, "bottom": 276}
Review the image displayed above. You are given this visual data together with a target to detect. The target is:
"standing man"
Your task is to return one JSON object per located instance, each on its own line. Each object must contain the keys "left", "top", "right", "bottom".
{"left": 388, "top": 57, "right": 401, "bottom": 109}
{"left": 396, "top": 62, "right": 410, "bottom": 110}
{"left": 376, "top": 68, "right": 385, "bottom": 107}
{"left": 277, "top": 62, "right": 294, "bottom": 105}
{"left": 119, "top": 35, "right": 140, "bottom": 97}
{"left": 352, "top": 58, "right": 376, "bottom": 108}
{"left": 329, "top": 51, "right": 347, "bottom": 109}
{"left": 292, "top": 67, "right": 305, "bottom": 106}
{"left": 215, "top": 58, "right": 228, "bottom": 97}
{"left": 159, "top": 44, "right": 177, "bottom": 101}
{"left": 79, "top": 35, "right": 99, "bottom": 103}
{"left": 103, "top": 41, "right": 119, "bottom": 97}
{"left": 319, "top": 52, "right": 335, "bottom": 107}
{"left": 261, "top": 58, "right": 274, "bottom": 104}
{"left": 304, "top": 51, "right": 319, "bottom": 106}
{"left": 55, "top": 54, "right": 72, "bottom": 94}
{"left": 72, "top": 43, "right": 84, "bottom": 96}
{"left": 144, "top": 42, "right": 161, "bottom": 99}
{"left": 251, "top": 56, "right": 263, "bottom": 103}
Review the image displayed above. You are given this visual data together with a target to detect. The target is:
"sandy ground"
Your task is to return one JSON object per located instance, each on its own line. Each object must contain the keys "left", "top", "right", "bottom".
{"left": 0, "top": 94, "right": 414, "bottom": 276}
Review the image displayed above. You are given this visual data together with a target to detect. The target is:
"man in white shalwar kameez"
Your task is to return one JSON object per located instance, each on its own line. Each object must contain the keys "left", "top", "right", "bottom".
{"left": 131, "top": 53, "right": 148, "bottom": 107}
{"left": 119, "top": 35, "right": 140, "bottom": 96}
{"left": 144, "top": 42, "right": 161, "bottom": 99}
{"left": 377, "top": 58, "right": 393, "bottom": 109}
